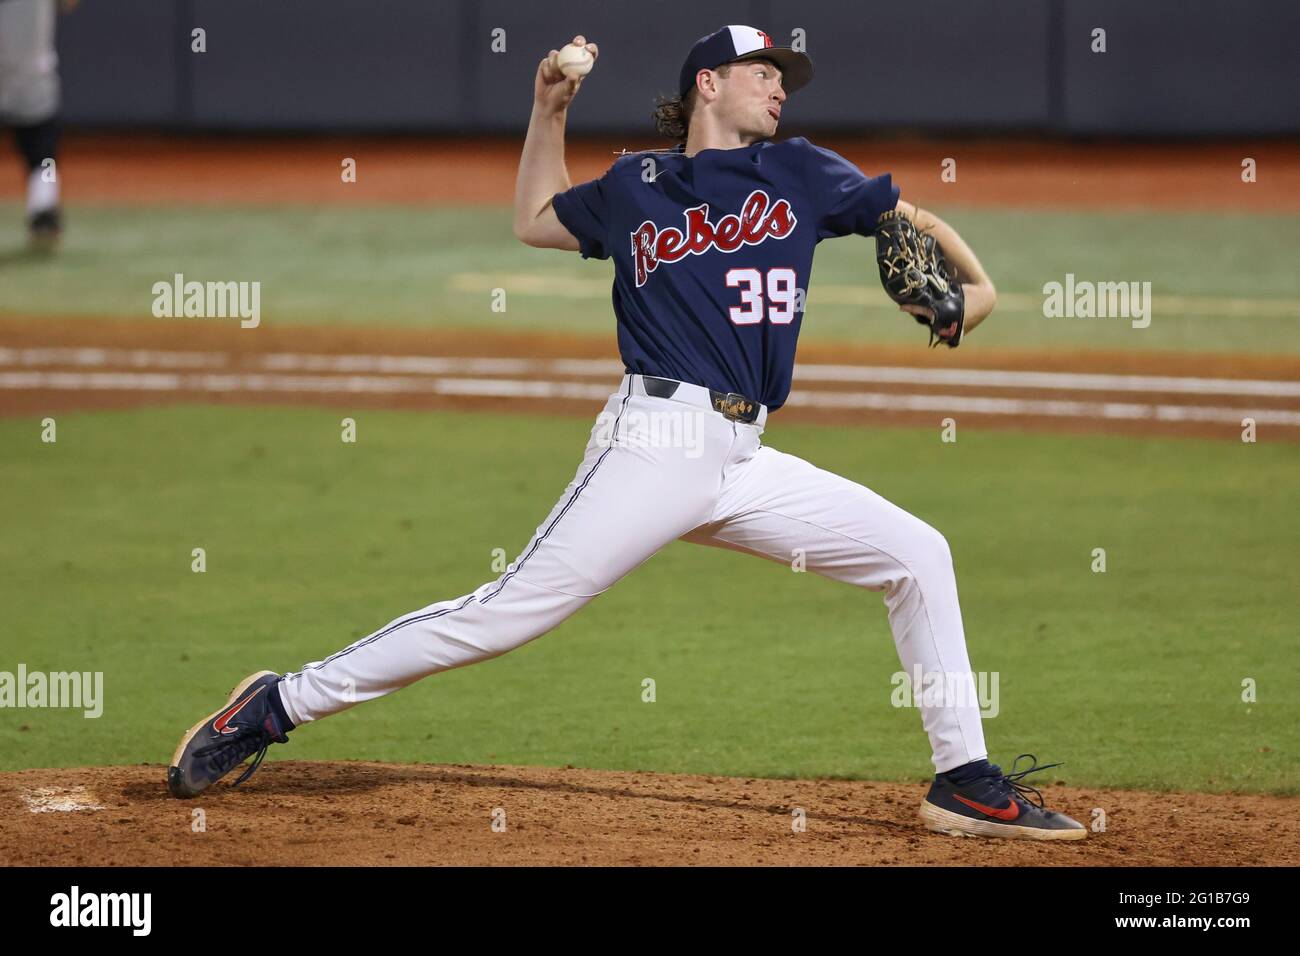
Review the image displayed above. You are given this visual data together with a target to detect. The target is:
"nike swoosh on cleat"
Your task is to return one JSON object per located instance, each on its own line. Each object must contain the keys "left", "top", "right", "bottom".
{"left": 212, "top": 687, "right": 265, "bottom": 735}
{"left": 953, "top": 793, "right": 1021, "bottom": 821}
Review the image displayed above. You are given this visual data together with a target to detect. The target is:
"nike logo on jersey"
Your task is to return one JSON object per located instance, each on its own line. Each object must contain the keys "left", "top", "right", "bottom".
{"left": 630, "top": 189, "right": 798, "bottom": 287}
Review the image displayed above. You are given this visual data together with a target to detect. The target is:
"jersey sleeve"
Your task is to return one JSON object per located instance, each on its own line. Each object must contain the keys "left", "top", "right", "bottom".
{"left": 803, "top": 141, "right": 900, "bottom": 240}
{"left": 551, "top": 170, "right": 615, "bottom": 261}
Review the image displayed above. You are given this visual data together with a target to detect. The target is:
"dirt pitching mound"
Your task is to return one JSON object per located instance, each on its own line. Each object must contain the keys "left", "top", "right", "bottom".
{"left": 1, "top": 762, "right": 1295, "bottom": 866}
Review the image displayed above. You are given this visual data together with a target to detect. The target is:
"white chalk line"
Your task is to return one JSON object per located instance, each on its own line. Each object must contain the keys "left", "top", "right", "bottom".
{"left": 1, "top": 346, "right": 1297, "bottom": 397}
{"left": 0, "top": 346, "right": 228, "bottom": 370}
{"left": 791, "top": 363, "right": 1300, "bottom": 398}
{"left": 781, "top": 390, "right": 1300, "bottom": 425}
{"left": 0, "top": 370, "right": 616, "bottom": 399}
{"left": 3, "top": 369, "right": 1298, "bottom": 426}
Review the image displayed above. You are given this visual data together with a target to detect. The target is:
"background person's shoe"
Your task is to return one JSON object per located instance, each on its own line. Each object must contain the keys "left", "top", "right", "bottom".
{"left": 27, "top": 207, "right": 62, "bottom": 253}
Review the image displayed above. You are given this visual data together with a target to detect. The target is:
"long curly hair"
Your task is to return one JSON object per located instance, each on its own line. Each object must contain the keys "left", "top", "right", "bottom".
{"left": 652, "top": 64, "right": 734, "bottom": 142}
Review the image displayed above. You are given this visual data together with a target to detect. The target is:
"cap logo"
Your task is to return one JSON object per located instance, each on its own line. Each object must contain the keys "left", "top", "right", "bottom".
{"left": 756, "top": 30, "right": 773, "bottom": 48}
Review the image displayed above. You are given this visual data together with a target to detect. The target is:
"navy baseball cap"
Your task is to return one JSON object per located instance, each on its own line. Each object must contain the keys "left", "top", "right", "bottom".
{"left": 678, "top": 25, "right": 814, "bottom": 99}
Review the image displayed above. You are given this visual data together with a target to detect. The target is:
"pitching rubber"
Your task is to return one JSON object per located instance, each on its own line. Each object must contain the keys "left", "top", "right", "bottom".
{"left": 918, "top": 799, "right": 1088, "bottom": 841}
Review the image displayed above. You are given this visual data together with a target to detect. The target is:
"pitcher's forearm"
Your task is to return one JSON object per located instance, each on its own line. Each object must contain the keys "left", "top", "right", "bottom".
{"left": 514, "top": 107, "right": 572, "bottom": 230}
{"left": 923, "top": 214, "right": 994, "bottom": 332}
{"left": 958, "top": 283, "right": 996, "bottom": 333}
{"left": 910, "top": 207, "right": 990, "bottom": 287}
{"left": 897, "top": 200, "right": 996, "bottom": 331}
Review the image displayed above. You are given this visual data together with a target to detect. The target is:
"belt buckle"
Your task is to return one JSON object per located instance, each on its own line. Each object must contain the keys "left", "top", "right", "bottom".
{"left": 716, "top": 392, "right": 755, "bottom": 423}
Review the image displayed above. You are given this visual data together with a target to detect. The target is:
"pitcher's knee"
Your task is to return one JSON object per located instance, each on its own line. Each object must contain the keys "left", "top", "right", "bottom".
{"left": 898, "top": 522, "right": 955, "bottom": 590}
{"left": 920, "top": 524, "right": 953, "bottom": 568}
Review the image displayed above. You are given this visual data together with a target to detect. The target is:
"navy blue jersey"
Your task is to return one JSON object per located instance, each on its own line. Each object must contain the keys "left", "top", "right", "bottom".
{"left": 551, "top": 136, "right": 898, "bottom": 410}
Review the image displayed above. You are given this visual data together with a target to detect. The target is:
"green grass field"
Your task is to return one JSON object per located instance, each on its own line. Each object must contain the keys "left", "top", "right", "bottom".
{"left": 3, "top": 201, "right": 1300, "bottom": 352}
{"left": 2, "top": 406, "right": 1296, "bottom": 793}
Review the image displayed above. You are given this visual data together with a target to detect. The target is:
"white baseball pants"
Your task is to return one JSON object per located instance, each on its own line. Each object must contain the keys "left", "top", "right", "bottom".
{"left": 279, "top": 374, "right": 988, "bottom": 772}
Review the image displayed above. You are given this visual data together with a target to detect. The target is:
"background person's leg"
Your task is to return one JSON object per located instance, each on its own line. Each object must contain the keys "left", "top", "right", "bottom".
{"left": 0, "top": 0, "right": 62, "bottom": 236}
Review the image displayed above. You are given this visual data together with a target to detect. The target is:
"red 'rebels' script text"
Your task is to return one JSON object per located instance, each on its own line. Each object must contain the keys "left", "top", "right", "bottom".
{"left": 630, "top": 190, "right": 797, "bottom": 287}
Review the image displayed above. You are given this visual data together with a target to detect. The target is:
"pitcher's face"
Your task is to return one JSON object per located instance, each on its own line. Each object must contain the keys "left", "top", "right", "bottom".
{"left": 717, "top": 59, "right": 786, "bottom": 140}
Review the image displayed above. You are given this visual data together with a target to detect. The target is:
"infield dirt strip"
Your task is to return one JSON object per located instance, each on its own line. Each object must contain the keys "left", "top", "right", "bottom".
{"left": 3, "top": 317, "right": 1299, "bottom": 441}
{"left": 2, "top": 762, "right": 1297, "bottom": 866}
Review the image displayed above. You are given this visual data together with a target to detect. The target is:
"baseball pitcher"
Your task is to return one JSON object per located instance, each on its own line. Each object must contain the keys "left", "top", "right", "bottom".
{"left": 169, "top": 26, "right": 1084, "bottom": 841}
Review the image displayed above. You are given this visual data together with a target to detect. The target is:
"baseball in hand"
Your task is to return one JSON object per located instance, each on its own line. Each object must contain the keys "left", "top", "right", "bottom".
{"left": 555, "top": 43, "right": 594, "bottom": 80}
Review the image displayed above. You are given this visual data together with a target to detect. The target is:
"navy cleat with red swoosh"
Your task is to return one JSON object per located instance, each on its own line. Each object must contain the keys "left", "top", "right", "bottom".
{"left": 919, "top": 754, "right": 1087, "bottom": 841}
{"left": 168, "top": 671, "right": 291, "bottom": 798}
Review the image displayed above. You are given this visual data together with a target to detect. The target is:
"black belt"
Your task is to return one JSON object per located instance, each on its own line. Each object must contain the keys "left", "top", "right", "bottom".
{"left": 639, "top": 376, "right": 762, "bottom": 424}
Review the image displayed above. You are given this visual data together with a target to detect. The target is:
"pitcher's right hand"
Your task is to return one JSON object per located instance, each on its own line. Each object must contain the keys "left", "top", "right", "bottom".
{"left": 534, "top": 36, "right": 599, "bottom": 115}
